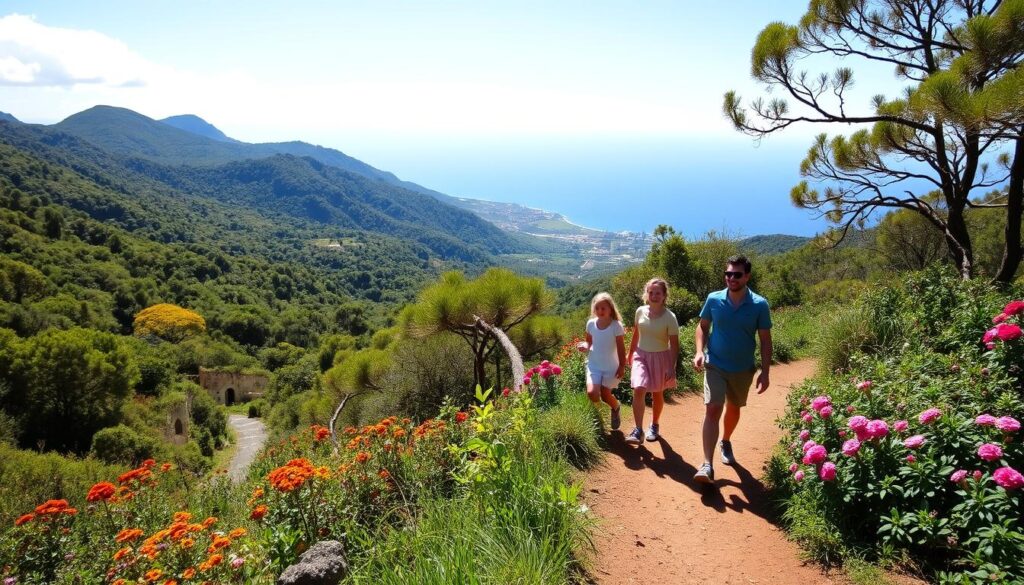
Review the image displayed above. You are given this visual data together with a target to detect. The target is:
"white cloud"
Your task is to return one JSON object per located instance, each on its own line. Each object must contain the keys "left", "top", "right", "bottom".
{"left": 0, "top": 14, "right": 152, "bottom": 86}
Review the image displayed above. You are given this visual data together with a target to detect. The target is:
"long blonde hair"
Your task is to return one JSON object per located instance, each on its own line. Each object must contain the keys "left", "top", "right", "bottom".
{"left": 641, "top": 277, "right": 669, "bottom": 304}
{"left": 590, "top": 292, "right": 622, "bottom": 321}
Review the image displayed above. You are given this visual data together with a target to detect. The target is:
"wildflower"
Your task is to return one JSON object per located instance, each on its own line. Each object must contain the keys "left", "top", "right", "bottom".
{"left": 144, "top": 569, "right": 162, "bottom": 582}
{"left": 551, "top": 365, "right": 562, "bottom": 375}
{"left": 903, "top": 435, "right": 926, "bottom": 449}
{"left": 118, "top": 467, "right": 152, "bottom": 485}
{"left": 250, "top": 505, "right": 268, "bottom": 521}
{"left": 1002, "top": 300, "right": 1024, "bottom": 317}
{"left": 202, "top": 517, "right": 217, "bottom": 529}
{"left": 845, "top": 405, "right": 855, "bottom": 414}
{"left": 848, "top": 415, "right": 869, "bottom": 431}
{"left": 866, "top": 419, "right": 889, "bottom": 439}
{"left": 229, "top": 527, "right": 246, "bottom": 538}
{"left": 838, "top": 430, "right": 847, "bottom": 438}
{"left": 856, "top": 380, "right": 872, "bottom": 391}
{"left": 312, "top": 425, "right": 331, "bottom": 442}
{"left": 87, "top": 481, "right": 117, "bottom": 502}
{"left": 35, "top": 499, "right": 74, "bottom": 516}
{"left": 992, "top": 467, "right": 1024, "bottom": 490}
{"left": 789, "top": 463, "right": 798, "bottom": 473}
{"left": 173, "top": 511, "right": 192, "bottom": 523}
{"left": 996, "top": 416, "right": 1020, "bottom": 433}
{"left": 950, "top": 470, "right": 968, "bottom": 484}
{"left": 976, "top": 413, "right": 998, "bottom": 426}
{"left": 893, "top": 420, "right": 908, "bottom": 433}
{"left": 501, "top": 387, "right": 511, "bottom": 397}
{"left": 231, "top": 556, "right": 245, "bottom": 569}
{"left": 819, "top": 462, "right": 837, "bottom": 481}
{"left": 14, "top": 513, "right": 33, "bottom": 526}
{"left": 801, "top": 413, "right": 813, "bottom": 424}
{"left": 802, "top": 445, "right": 828, "bottom": 465}
{"left": 918, "top": 408, "right": 942, "bottom": 425}
{"left": 798, "top": 429, "right": 810, "bottom": 441}
{"left": 986, "top": 323, "right": 1022, "bottom": 343}
{"left": 182, "top": 568, "right": 195, "bottom": 579}
{"left": 4, "top": 578, "right": 16, "bottom": 585}
{"left": 973, "top": 470, "right": 983, "bottom": 481}
{"left": 993, "top": 313, "right": 1008, "bottom": 324}
{"left": 793, "top": 470, "right": 805, "bottom": 482}
{"left": 978, "top": 443, "right": 1003, "bottom": 461}
{"left": 819, "top": 406, "right": 833, "bottom": 418}
{"left": 810, "top": 396, "right": 831, "bottom": 412}
{"left": 208, "top": 535, "right": 231, "bottom": 552}
{"left": 906, "top": 455, "right": 916, "bottom": 463}
{"left": 802, "top": 440, "right": 817, "bottom": 452}
{"left": 455, "top": 412, "right": 469, "bottom": 423}
{"left": 116, "top": 528, "right": 144, "bottom": 542}
{"left": 522, "top": 375, "right": 531, "bottom": 385}
{"left": 539, "top": 368, "right": 552, "bottom": 379}
{"left": 113, "top": 547, "right": 132, "bottom": 561}
{"left": 841, "top": 439, "right": 861, "bottom": 457}
{"left": 355, "top": 452, "right": 372, "bottom": 464}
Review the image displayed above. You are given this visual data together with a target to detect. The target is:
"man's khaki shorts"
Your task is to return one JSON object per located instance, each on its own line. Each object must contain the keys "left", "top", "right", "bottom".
{"left": 703, "top": 363, "right": 757, "bottom": 407}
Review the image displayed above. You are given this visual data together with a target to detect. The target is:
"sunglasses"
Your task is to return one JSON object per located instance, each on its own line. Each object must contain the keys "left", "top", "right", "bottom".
{"left": 724, "top": 271, "right": 746, "bottom": 279}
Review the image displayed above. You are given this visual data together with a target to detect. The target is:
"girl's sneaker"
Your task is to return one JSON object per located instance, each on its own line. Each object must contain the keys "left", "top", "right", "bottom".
{"left": 625, "top": 427, "right": 643, "bottom": 445}
{"left": 645, "top": 423, "right": 660, "bottom": 442}
{"left": 610, "top": 406, "right": 621, "bottom": 430}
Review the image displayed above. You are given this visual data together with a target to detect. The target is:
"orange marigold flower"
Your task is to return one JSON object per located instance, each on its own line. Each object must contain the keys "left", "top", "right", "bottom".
{"left": 228, "top": 527, "right": 247, "bottom": 538}
{"left": 118, "top": 467, "right": 152, "bottom": 485}
{"left": 14, "top": 513, "right": 33, "bottom": 526}
{"left": 163, "top": 580, "right": 178, "bottom": 585}
{"left": 173, "top": 511, "right": 192, "bottom": 523}
{"left": 355, "top": 451, "right": 371, "bottom": 464}
{"left": 252, "top": 487, "right": 264, "bottom": 499}
{"left": 34, "top": 499, "right": 70, "bottom": 515}
{"left": 378, "top": 469, "right": 391, "bottom": 480}
{"left": 393, "top": 428, "right": 406, "bottom": 439}
{"left": 208, "top": 535, "right": 231, "bottom": 552}
{"left": 311, "top": 425, "right": 331, "bottom": 442}
{"left": 160, "top": 462, "right": 173, "bottom": 472}
{"left": 201, "top": 516, "right": 217, "bottom": 529}
{"left": 116, "top": 528, "right": 144, "bottom": 542}
{"left": 343, "top": 426, "right": 358, "bottom": 435}
{"left": 113, "top": 546, "right": 132, "bottom": 561}
{"left": 182, "top": 568, "right": 196, "bottom": 579}
{"left": 401, "top": 417, "right": 412, "bottom": 424}
{"left": 87, "top": 481, "right": 117, "bottom": 502}
{"left": 180, "top": 537, "right": 195, "bottom": 549}
{"left": 199, "top": 553, "right": 224, "bottom": 571}
{"left": 142, "top": 459, "right": 156, "bottom": 468}
{"left": 144, "top": 568, "right": 163, "bottom": 582}
{"left": 250, "top": 505, "right": 268, "bottom": 521}
{"left": 113, "top": 580, "right": 127, "bottom": 585}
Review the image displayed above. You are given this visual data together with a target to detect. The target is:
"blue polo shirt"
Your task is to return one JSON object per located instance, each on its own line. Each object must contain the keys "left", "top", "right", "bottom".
{"left": 699, "top": 288, "right": 772, "bottom": 373}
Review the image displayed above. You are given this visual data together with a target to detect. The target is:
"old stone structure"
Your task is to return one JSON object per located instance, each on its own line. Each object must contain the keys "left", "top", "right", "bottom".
{"left": 198, "top": 368, "right": 268, "bottom": 406}
{"left": 165, "top": 397, "right": 190, "bottom": 446}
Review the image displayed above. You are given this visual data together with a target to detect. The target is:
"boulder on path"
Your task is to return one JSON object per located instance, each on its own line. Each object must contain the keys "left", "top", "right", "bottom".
{"left": 276, "top": 540, "right": 348, "bottom": 585}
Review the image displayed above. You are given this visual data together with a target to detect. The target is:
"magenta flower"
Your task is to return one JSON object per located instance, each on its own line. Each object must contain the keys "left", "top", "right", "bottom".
{"left": 993, "top": 313, "right": 1008, "bottom": 324}
{"left": 789, "top": 463, "right": 799, "bottom": 473}
{"left": 539, "top": 368, "right": 552, "bottom": 379}
{"left": 893, "top": 420, "right": 908, "bottom": 432}
{"left": 986, "top": 342, "right": 996, "bottom": 350}
{"left": 231, "top": 557, "right": 245, "bottom": 569}
{"left": 996, "top": 416, "right": 1021, "bottom": 433}
{"left": 799, "top": 429, "right": 810, "bottom": 441}
{"left": 802, "top": 440, "right": 817, "bottom": 452}
{"left": 811, "top": 395, "right": 831, "bottom": 412}
{"left": 802, "top": 445, "right": 828, "bottom": 465}
{"left": 551, "top": 364, "right": 562, "bottom": 375}
{"left": 856, "top": 380, "right": 872, "bottom": 391}
{"left": 1004, "top": 300, "right": 1024, "bottom": 317}
{"left": 918, "top": 408, "right": 942, "bottom": 425}
{"left": 846, "top": 405, "right": 856, "bottom": 414}
{"left": 819, "top": 462, "right": 837, "bottom": 481}
{"left": 841, "top": 439, "right": 861, "bottom": 457}
{"left": 975, "top": 414, "right": 998, "bottom": 426}
{"left": 522, "top": 375, "right": 532, "bottom": 385}
{"left": 541, "top": 360, "right": 550, "bottom": 366}
{"left": 793, "top": 470, "right": 805, "bottom": 482}
{"left": 819, "top": 405, "right": 833, "bottom": 418}
{"left": 866, "top": 419, "right": 889, "bottom": 439}
{"left": 993, "top": 323, "right": 1022, "bottom": 342}
{"left": 838, "top": 430, "right": 847, "bottom": 438}
{"left": 906, "top": 454, "right": 916, "bottom": 463}
{"left": 992, "top": 466, "right": 1024, "bottom": 490}
{"left": 950, "top": 470, "right": 968, "bottom": 484}
{"left": 903, "top": 435, "right": 926, "bottom": 449}
{"left": 802, "top": 413, "right": 813, "bottom": 424}
{"left": 978, "top": 443, "right": 1003, "bottom": 461}
{"left": 973, "top": 470, "right": 984, "bottom": 481}
{"left": 848, "top": 415, "right": 869, "bottom": 431}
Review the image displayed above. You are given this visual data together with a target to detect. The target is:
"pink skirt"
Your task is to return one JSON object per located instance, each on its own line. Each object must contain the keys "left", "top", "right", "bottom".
{"left": 630, "top": 348, "right": 677, "bottom": 392}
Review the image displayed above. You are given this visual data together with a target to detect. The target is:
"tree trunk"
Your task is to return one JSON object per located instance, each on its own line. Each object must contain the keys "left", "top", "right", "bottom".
{"left": 993, "top": 133, "right": 1024, "bottom": 284}
{"left": 944, "top": 203, "right": 974, "bottom": 279}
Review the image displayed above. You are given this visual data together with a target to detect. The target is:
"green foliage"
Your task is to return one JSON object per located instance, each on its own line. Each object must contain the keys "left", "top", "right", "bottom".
{"left": 90, "top": 424, "right": 157, "bottom": 465}
{"left": 537, "top": 392, "right": 603, "bottom": 470}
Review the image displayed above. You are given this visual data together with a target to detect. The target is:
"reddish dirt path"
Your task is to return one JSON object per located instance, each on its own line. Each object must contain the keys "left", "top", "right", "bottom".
{"left": 583, "top": 359, "right": 835, "bottom": 585}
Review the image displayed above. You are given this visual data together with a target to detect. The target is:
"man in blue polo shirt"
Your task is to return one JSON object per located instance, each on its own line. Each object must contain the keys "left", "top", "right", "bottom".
{"left": 692, "top": 255, "right": 772, "bottom": 484}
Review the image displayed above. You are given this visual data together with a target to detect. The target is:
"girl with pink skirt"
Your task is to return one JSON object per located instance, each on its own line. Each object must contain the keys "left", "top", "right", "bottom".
{"left": 624, "top": 277, "right": 680, "bottom": 444}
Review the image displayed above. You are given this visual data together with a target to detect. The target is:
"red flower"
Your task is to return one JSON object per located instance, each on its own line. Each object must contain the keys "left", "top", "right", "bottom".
{"left": 14, "top": 513, "right": 33, "bottom": 526}
{"left": 87, "top": 481, "right": 116, "bottom": 502}
{"left": 250, "top": 505, "right": 268, "bottom": 520}
{"left": 1003, "top": 300, "right": 1024, "bottom": 317}
{"left": 455, "top": 412, "right": 469, "bottom": 423}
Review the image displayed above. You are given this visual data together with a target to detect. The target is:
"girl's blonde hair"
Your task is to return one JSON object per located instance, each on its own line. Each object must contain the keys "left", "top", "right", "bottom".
{"left": 641, "top": 277, "right": 669, "bottom": 304}
{"left": 590, "top": 292, "right": 622, "bottom": 321}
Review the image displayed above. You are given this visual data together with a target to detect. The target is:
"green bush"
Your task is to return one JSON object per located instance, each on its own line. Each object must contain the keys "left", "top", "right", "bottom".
{"left": 538, "top": 392, "right": 603, "bottom": 470}
{"left": 90, "top": 424, "right": 157, "bottom": 465}
{"left": 248, "top": 398, "right": 269, "bottom": 418}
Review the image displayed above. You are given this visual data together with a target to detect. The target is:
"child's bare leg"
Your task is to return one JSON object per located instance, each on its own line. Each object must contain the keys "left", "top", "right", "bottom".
{"left": 651, "top": 391, "right": 665, "bottom": 424}
{"left": 600, "top": 387, "right": 619, "bottom": 410}
{"left": 586, "top": 383, "right": 602, "bottom": 404}
{"left": 632, "top": 388, "right": 646, "bottom": 428}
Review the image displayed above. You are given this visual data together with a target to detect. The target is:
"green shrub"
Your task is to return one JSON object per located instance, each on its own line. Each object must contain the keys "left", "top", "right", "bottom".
{"left": 248, "top": 398, "right": 269, "bottom": 418}
{"left": 538, "top": 393, "right": 603, "bottom": 470}
{"left": 90, "top": 424, "right": 157, "bottom": 465}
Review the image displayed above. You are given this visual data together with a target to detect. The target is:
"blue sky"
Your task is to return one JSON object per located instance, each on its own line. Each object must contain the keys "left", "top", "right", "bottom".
{"left": 0, "top": 1, "right": 906, "bottom": 236}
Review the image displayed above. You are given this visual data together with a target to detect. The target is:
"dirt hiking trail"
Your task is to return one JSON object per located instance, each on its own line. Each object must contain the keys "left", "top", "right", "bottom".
{"left": 584, "top": 359, "right": 833, "bottom": 585}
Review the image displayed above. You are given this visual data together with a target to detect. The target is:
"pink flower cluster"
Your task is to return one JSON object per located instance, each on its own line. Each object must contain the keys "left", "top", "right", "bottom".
{"left": 918, "top": 408, "right": 942, "bottom": 425}
{"left": 848, "top": 416, "right": 889, "bottom": 441}
{"left": 975, "top": 413, "right": 1020, "bottom": 433}
{"left": 810, "top": 395, "right": 834, "bottom": 418}
{"left": 522, "top": 360, "right": 562, "bottom": 385}
{"left": 990, "top": 300, "right": 1024, "bottom": 324}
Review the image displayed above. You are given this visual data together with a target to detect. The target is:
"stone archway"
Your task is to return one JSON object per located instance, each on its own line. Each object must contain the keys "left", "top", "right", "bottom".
{"left": 225, "top": 388, "right": 236, "bottom": 406}
{"left": 174, "top": 419, "right": 184, "bottom": 435}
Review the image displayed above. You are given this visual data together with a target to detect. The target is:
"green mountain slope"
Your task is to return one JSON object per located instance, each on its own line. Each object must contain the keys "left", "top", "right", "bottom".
{"left": 160, "top": 114, "right": 239, "bottom": 143}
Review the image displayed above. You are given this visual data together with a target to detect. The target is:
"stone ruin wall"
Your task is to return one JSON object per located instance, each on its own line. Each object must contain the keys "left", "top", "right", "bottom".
{"left": 198, "top": 368, "right": 268, "bottom": 405}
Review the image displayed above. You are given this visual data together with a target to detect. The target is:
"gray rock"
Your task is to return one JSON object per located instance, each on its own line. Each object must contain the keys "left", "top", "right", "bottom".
{"left": 277, "top": 540, "right": 348, "bottom": 585}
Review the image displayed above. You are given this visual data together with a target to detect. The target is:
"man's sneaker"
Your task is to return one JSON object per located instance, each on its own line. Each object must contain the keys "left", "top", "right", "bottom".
{"left": 625, "top": 427, "right": 643, "bottom": 445}
{"left": 610, "top": 406, "right": 622, "bottom": 431}
{"left": 720, "top": 440, "right": 735, "bottom": 465}
{"left": 645, "top": 423, "right": 660, "bottom": 442}
{"left": 695, "top": 462, "right": 715, "bottom": 484}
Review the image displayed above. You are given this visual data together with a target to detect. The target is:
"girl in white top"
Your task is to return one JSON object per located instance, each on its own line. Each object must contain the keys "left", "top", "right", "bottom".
{"left": 625, "top": 277, "right": 679, "bottom": 444}
{"left": 577, "top": 292, "right": 626, "bottom": 430}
